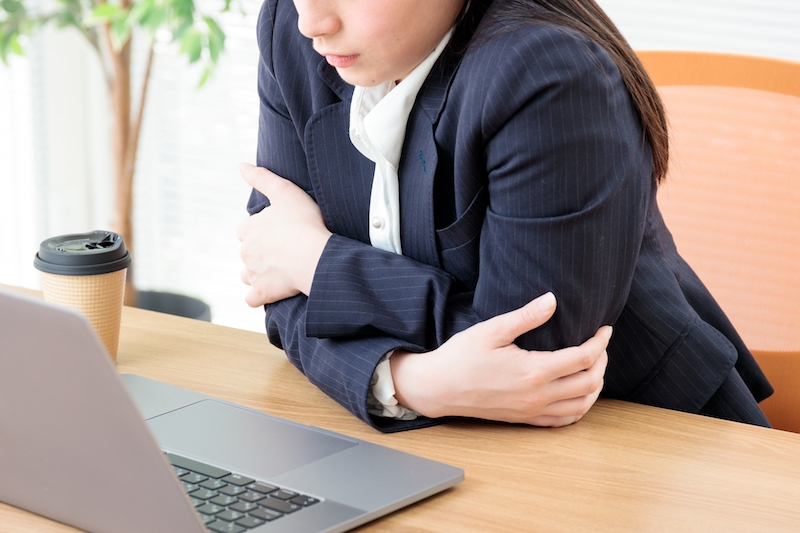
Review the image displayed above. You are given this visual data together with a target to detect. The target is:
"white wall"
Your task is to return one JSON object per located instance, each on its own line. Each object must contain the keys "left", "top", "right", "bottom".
{"left": 1, "top": 0, "right": 798, "bottom": 332}
{"left": 597, "top": 0, "right": 800, "bottom": 62}
{"left": 0, "top": 1, "right": 266, "bottom": 331}
{"left": 0, "top": 52, "right": 38, "bottom": 288}
{"left": 131, "top": 4, "right": 263, "bottom": 330}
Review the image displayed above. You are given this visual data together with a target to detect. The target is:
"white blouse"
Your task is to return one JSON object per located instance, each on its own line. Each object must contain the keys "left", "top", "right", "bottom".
{"left": 349, "top": 30, "right": 454, "bottom": 420}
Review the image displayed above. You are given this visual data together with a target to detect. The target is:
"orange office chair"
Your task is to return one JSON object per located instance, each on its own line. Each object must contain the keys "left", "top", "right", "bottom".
{"left": 636, "top": 51, "right": 800, "bottom": 432}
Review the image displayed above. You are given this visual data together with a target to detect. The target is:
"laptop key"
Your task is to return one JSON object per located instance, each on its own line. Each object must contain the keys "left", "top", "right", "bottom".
{"left": 290, "top": 495, "right": 320, "bottom": 506}
{"left": 221, "top": 473, "right": 254, "bottom": 486}
{"left": 197, "top": 503, "right": 225, "bottom": 516}
{"left": 181, "top": 472, "right": 208, "bottom": 484}
{"left": 190, "top": 488, "right": 220, "bottom": 500}
{"left": 238, "top": 490, "right": 266, "bottom": 503}
{"left": 248, "top": 507, "right": 282, "bottom": 521}
{"left": 167, "top": 453, "right": 312, "bottom": 526}
{"left": 260, "top": 496, "right": 301, "bottom": 514}
{"left": 230, "top": 501, "right": 259, "bottom": 513}
{"left": 210, "top": 495, "right": 239, "bottom": 507}
{"left": 236, "top": 516, "right": 265, "bottom": 529}
{"left": 201, "top": 478, "right": 228, "bottom": 490}
{"left": 271, "top": 489, "right": 297, "bottom": 500}
{"left": 216, "top": 510, "right": 245, "bottom": 522}
{"left": 219, "top": 485, "right": 247, "bottom": 496}
{"left": 246, "top": 481, "right": 277, "bottom": 494}
{"left": 167, "top": 453, "right": 231, "bottom": 479}
{"left": 207, "top": 519, "right": 246, "bottom": 533}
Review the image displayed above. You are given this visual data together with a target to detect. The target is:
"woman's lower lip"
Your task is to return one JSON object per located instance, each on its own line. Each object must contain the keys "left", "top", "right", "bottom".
{"left": 325, "top": 54, "right": 359, "bottom": 68}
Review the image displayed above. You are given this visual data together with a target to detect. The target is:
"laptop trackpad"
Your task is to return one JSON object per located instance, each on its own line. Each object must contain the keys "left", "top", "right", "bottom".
{"left": 146, "top": 400, "right": 358, "bottom": 479}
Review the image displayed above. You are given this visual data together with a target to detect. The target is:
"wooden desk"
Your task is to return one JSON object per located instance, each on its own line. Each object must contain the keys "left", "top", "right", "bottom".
{"left": 3, "top": 286, "right": 800, "bottom": 532}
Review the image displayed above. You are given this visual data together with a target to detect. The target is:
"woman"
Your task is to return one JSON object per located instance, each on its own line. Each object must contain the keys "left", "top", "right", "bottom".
{"left": 238, "top": 0, "right": 772, "bottom": 431}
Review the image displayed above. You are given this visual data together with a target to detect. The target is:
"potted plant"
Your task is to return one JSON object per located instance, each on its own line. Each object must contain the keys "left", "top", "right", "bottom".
{"left": 1, "top": 0, "right": 233, "bottom": 311}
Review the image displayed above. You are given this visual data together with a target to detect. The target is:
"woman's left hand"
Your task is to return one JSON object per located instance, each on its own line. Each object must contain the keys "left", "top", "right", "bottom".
{"left": 237, "top": 162, "right": 332, "bottom": 307}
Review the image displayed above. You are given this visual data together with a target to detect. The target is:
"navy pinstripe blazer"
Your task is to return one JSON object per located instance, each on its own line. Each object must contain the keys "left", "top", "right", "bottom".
{"left": 249, "top": 0, "right": 772, "bottom": 432}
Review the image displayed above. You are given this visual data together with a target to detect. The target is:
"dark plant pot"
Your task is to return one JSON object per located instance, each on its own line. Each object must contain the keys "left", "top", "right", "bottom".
{"left": 136, "top": 291, "right": 211, "bottom": 322}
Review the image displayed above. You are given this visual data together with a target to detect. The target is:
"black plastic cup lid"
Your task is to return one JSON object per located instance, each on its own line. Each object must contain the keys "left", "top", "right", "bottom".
{"left": 34, "top": 231, "right": 132, "bottom": 276}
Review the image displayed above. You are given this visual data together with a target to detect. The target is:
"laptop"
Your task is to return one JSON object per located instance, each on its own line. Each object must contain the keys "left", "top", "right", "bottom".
{"left": 0, "top": 288, "right": 463, "bottom": 533}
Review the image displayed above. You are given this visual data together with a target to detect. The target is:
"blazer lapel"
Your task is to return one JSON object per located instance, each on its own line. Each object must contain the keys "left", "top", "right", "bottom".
{"left": 305, "top": 50, "right": 462, "bottom": 261}
{"left": 316, "top": 60, "right": 352, "bottom": 102}
{"left": 398, "top": 47, "right": 463, "bottom": 267}
{"left": 305, "top": 61, "right": 374, "bottom": 245}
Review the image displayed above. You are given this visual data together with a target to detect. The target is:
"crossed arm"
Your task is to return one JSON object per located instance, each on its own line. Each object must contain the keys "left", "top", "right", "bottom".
{"left": 237, "top": 163, "right": 610, "bottom": 428}
{"left": 237, "top": 21, "right": 651, "bottom": 431}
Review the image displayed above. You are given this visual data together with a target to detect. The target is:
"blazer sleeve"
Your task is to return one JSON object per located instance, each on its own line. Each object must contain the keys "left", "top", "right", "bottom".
{"left": 465, "top": 25, "right": 652, "bottom": 350}
{"left": 301, "top": 25, "right": 652, "bottom": 352}
{"left": 254, "top": 1, "right": 647, "bottom": 431}
{"left": 253, "top": 0, "right": 466, "bottom": 431}
{"left": 252, "top": 74, "right": 444, "bottom": 432}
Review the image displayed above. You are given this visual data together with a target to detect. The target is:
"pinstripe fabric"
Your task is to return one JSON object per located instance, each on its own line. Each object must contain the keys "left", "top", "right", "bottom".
{"left": 250, "top": 0, "right": 772, "bottom": 432}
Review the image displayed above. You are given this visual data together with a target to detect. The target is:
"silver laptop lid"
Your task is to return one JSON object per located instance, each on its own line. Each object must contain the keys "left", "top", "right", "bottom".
{"left": 0, "top": 288, "right": 464, "bottom": 533}
{"left": 0, "top": 289, "right": 205, "bottom": 533}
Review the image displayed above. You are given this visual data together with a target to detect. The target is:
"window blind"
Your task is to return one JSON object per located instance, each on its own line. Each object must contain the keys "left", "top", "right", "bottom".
{"left": 2, "top": 0, "right": 798, "bottom": 332}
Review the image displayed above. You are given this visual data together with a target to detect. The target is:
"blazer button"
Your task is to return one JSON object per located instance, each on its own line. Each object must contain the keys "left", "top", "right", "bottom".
{"left": 371, "top": 217, "right": 384, "bottom": 229}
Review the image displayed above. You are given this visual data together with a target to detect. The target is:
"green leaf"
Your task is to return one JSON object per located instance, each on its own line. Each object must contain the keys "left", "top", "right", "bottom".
{"left": 171, "top": 0, "right": 195, "bottom": 23}
{"left": 129, "top": 0, "right": 153, "bottom": 24}
{"left": 0, "top": 27, "right": 24, "bottom": 63}
{"left": 109, "top": 15, "right": 132, "bottom": 50}
{"left": 204, "top": 16, "right": 224, "bottom": 63}
{"left": 196, "top": 64, "right": 211, "bottom": 87}
{"left": 179, "top": 26, "right": 202, "bottom": 63}
{"left": 8, "top": 33, "right": 22, "bottom": 54}
{"left": 55, "top": 11, "right": 80, "bottom": 28}
{"left": 132, "top": 0, "right": 169, "bottom": 35}
{"left": 1, "top": 0, "right": 25, "bottom": 16}
{"left": 83, "top": 3, "right": 123, "bottom": 27}
{"left": 1, "top": 0, "right": 239, "bottom": 87}
{"left": 91, "top": 3, "right": 122, "bottom": 19}
{"left": 171, "top": 18, "right": 193, "bottom": 40}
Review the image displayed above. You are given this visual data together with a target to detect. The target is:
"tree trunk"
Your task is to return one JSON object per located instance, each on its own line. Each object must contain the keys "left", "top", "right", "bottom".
{"left": 102, "top": 3, "right": 157, "bottom": 307}
{"left": 106, "top": 27, "right": 137, "bottom": 306}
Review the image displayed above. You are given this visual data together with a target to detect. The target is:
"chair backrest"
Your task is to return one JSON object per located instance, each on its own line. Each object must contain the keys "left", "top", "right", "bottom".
{"left": 636, "top": 51, "right": 800, "bottom": 432}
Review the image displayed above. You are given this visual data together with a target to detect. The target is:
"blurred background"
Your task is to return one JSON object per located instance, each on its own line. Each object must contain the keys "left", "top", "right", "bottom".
{"left": 1, "top": 0, "right": 799, "bottom": 333}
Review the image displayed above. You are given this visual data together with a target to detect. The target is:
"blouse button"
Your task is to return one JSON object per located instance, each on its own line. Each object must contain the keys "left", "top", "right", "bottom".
{"left": 371, "top": 217, "right": 384, "bottom": 229}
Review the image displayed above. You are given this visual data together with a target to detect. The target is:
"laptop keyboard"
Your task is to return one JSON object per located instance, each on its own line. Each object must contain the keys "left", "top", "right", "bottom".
{"left": 167, "top": 453, "right": 320, "bottom": 532}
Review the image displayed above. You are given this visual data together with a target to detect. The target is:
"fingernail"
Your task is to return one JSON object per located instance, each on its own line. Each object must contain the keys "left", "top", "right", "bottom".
{"left": 239, "top": 162, "right": 253, "bottom": 174}
{"left": 603, "top": 325, "right": 613, "bottom": 338}
{"left": 537, "top": 292, "right": 556, "bottom": 313}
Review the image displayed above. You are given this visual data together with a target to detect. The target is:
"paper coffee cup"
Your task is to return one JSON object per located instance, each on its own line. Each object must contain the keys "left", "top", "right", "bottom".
{"left": 34, "top": 231, "right": 132, "bottom": 362}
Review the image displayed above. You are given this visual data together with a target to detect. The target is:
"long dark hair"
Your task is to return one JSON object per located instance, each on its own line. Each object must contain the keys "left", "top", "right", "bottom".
{"left": 456, "top": 0, "right": 669, "bottom": 184}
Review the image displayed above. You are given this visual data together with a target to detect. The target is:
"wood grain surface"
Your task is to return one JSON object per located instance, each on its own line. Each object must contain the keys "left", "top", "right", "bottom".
{"left": 3, "top": 284, "right": 800, "bottom": 532}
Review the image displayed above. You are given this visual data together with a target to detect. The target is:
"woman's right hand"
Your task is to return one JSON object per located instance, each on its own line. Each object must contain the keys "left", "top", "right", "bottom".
{"left": 390, "top": 292, "right": 611, "bottom": 427}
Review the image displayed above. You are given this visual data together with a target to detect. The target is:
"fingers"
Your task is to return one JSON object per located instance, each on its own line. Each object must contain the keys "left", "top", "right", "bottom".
{"left": 244, "top": 288, "right": 265, "bottom": 308}
{"left": 540, "top": 350, "right": 607, "bottom": 417}
{"left": 240, "top": 162, "right": 287, "bottom": 199}
{"left": 395, "top": 320, "right": 611, "bottom": 426}
{"left": 535, "top": 325, "right": 612, "bottom": 380}
{"left": 241, "top": 272, "right": 272, "bottom": 307}
{"left": 236, "top": 216, "right": 249, "bottom": 242}
{"left": 507, "top": 328, "right": 608, "bottom": 426}
{"left": 480, "top": 292, "right": 557, "bottom": 345}
{"left": 528, "top": 387, "right": 602, "bottom": 427}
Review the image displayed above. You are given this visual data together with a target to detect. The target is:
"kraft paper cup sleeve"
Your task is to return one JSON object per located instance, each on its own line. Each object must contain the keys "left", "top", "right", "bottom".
{"left": 39, "top": 269, "right": 127, "bottom": 362}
